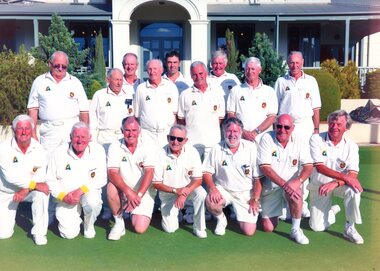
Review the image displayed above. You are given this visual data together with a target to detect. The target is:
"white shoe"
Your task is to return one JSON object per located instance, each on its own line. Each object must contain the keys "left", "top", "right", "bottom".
{"left": 331, "top": 205, "right": 341, "bottom": 216}
{"left": 108, "top": 222, "right": 126, "bottom": 241}
{"left": 215, "top": 214, "right": 227, "bottom": 236}
{"left": 301, "top": 207, "right": 311, "bottom": 218}
{"left": 84, "top": 225, "right": 96, "bottom": 239}
{"left": 193, "top": 229, "right": 207, "bottom": 239}
{"left": 344, "top": 225, "right": 364, "bottom": 244}
{"left": 290, "top": 229, "right": 309, "bottom": 245}
{"left": 33, "top": 235, "right": 47, "bottom": 246}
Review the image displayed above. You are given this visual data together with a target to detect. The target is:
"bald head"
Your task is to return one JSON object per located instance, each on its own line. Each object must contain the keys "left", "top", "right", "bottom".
{"left": 275, "top": 114, "right": 295, "bottom": 145}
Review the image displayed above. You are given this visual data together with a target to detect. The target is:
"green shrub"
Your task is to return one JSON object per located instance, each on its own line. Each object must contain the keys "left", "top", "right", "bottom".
{"left": 88, "top": 79, "right": 103, "bottom": 100}
{"left": 321, "top": 59, "right": 360, "bottom": 99}
{"left": 0, "top": 46, "right": 48, "bottom": 125}
{"left": 362, "top": 69, "right": 380, "bottom": 99}
{"left": 225, "top": 28, "right": 240, "bottom": 78}
{"left": 306, "top": 69, "right": 341, "bottom": 121}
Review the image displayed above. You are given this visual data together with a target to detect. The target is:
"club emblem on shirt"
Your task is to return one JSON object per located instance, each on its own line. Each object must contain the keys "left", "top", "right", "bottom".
{"left": 167, "top": 97, "right": 172, "bottom": 103}
{"left": 272, "top": 151, "right": 277, "bottom": 157}
{"left": 262, "top": 102, "right": 267, "bottom": 108}
{"left": 240, "top": 96, "right": 245, "bottom": 101}
{"left": 45, "top": 86, "right": 51, "bottom": 91}
{"left": 213, "top": 105, "right": 218, "bottom": 111}
{"left": 285, "top": 86, "right": 290, "bottom": 91}
{"left": 65, "top": 164, "right": 71, "bottom": 170}
{"left": 243, "top": 165, "right": 250, "bottom": 175}
{"left": 339, "top": 162, "right": 346, "bottom": 169}
{"left": 192, "top": 100, "right": 197, "bottom": 106}
{"left": 70, "top": 92, "right": 74, "bottom": 98}
{"left": 166, "top": 165, "right": 172, "bottom": 171}
{"left": 13, "top": 156, "right": 18, "bottom": 163}
{"left": 146, "top": 95, "right": 150, "bottom": 101}
{"left": 122, "top": 156, "right": 127, "bottom": 162}
{"left": 91, "top": 172, "right": 96, "bottom": 178}
{"left": 306, "top": 93, "right": 310, "bottom": 99}
{"left": 322, "top": 150, "right": 327, "bottom": 156}
{"left": 106, "top": 101, "right": 111, "bottom": 106}
{"left": 128, "top": 108, "right": 133, "bottom": 114}
{"left": 32, "top": 167, "right": 38, "bottom": 172}
{"left": 188, "top": 170, "right": 193, "bottom": 176}
{"left": 138, "top": 162, "right": 144, "bottom": 168}
{"left": 222, "top": 160, "right": 228, "bottom": 166}
{"left": 292, "top": 159, "right": 298, "bottom": 166}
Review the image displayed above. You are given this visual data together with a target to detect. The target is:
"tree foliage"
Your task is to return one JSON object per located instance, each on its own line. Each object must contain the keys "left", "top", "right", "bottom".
{"left": 0, "top": 46, "right": 48, "bottom": 125}
{"left": 93, "top": 29, "right": 106, "bottom": 86}
{"left": 30, "top": 13, "right": 89, "bottom": 72}
{"left": 321, "top": 59, "right": 360, "bottom": 99}
{"left": 241, "top": 32, "right": 286, "bottom": 87}
{"left": 225, "top": 28, "right": 241, "bottom": 78}
{"left": 362, "top": 68, "right": 380, "bottom": 99}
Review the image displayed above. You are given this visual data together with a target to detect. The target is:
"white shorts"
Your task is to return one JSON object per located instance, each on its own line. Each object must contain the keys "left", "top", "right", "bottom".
{"left": 126, "top": 189, "right": 156, "bottom": 219}
{"left": 260, "top": 187, "right": 285, "bottom": 218}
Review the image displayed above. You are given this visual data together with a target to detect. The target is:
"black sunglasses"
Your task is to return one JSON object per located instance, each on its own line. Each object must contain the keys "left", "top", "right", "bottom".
{"left": 168, "top": 135, "right": 185, "bottom": 142}
{"left": 276, "top": 124, "right": 291, "bottom": 130}
{"left": 53, "top": 64, "right": 68, "bottom": 70}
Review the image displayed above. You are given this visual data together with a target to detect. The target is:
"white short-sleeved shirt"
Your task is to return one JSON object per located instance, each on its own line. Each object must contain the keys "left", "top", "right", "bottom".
{"left": 208, "top": 72, "right": 241, "bottom": 102}
{"left": 258, "top": 131, "right": 313, "bottom": 190}
{"left": 89, "top": 87, "right": 134, "bottom": 133}
{"left": 153, "top": 144, "right": 202, "bottom": 188}
{"left": 27, "top": 72, "right": 89, "bottom": 121}
{"left": 227, "top": 80, "right": 278, "bottom": 132}
{"left": 163, "top": 72, "right": 192, "bottom": 94}
{"left": 275, "top": 72, "right": 321, "bottom": 122}
{"left": 0, "top": 138, "right": 47, "bottom": 194}
{"left": 177, "top": 85, "right": 225, "bottom": 148}
{"left": 203, "top": 139, "right": 261, "bottom": 192}
{"left": 107, "top": 137, "right": 157, "bottom": 190}
{"left": 133, "top": 78, "right": 178, "bottom": 131}
{"left": 46, "top": 142, "right": 107, "bottom": 198}
{"left": 310, "top": 132, "right": 359, "bottom": 185}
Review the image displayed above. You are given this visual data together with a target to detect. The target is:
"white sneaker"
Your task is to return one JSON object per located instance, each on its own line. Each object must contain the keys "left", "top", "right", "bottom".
{"left": 290, "top": 229, "right": 309, "bottom": 245}
{"left": 193, "top": 229, "right": 207, "bottom": 239}
{"left": 214, "top": 214, "right": 227, "bottom": 236}
{"left": 84, "top": 225, "right": 96, "bottom": 239}
{"left": 108, "top": 222, "right": 126, "bottom": 241}
{"left": 331, "top": 205, "right": 341, "bottom": 216}
{"left": 33, "top": 235, "right": 47, "bottom": 246}
{"left": 301, "top": 207, "right": 311, "bottom": 218}
{"left": 344, "top": 226, "right": 364, "bottom": 244}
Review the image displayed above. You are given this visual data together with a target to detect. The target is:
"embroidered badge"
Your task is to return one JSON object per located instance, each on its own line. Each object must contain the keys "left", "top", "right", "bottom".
{"left": 128, "top": 108, "right": 133, "bottom": 114}
{"left": 222, "top": 160, "right": 228, "bottom": 166}
{"left": 339, "top": 162, "right": 346, "bottom": 169}
{"left": 91, "top": 172, "right": 95, "bottom": 178}
{"left": 65, "top": 164, "right": 71, "bottom": 170}
{"left": 285, "top": 86, "right": 290, "bottom": 91}
{"left": 138, "top": 162, "right": 144, "bottom": 168}
{"left": 122, "top": 156, "right": 127, "bottom": 162}
{"left": 272, "top": 151, "right": 277, "bottom": 157}
{"left": 243, "top": 165, "right": 250, "bottom": 175}
{"left": 192, "top": 100, "right": 197, "bottom": 106}
{"left": 188, "top": 170, "right": 193, "bottom": 176}
{"left": 292, "top": 159, "right": 298, "bottom": 166}
{"left": 167, "top": 97, "right": 172, "bottom": 103}
{"left": 240, "top": 96, "right": 245, "bottom": 101}
{"left": 322, "top": 150, "right": 327, "bottom": 156}
{"left": 213, "top": 105, "right": 218, "bottom": 111}
{"left": 166, "top": 165, "right": 172, "bottom": 171}
{"left": 146, "top": 95, "right": 150, "bottom": 101}
{"left": 32, "top": 167, "right": 38, "bottom": 172}
{"left": 262, "top": 102, "right": 267, "bottom": 108}
{"left": 106, "top": 101, "right": 111, "bottom": 106}
{"left": 306, "top": 93, "right": 310, "bottom": 99}
{"left": 13, "top": 156, "right": 18, "bottom": 163}
{"left": 70, "top": 92, "right": 74, "bottom": 98}
{"left": 45, "top": 86, "right": 51, "bottom": 91}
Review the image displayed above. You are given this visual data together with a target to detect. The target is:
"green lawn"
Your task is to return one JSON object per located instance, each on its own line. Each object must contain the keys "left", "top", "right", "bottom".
{"left": 0, "top": 146, "right": 379, "bottom": 271}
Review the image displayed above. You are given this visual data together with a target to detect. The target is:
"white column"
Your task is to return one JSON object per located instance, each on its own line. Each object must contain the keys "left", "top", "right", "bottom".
{"left": 189, "top": 20, "right": 209, "bottom": 68}
{"left": 111, "top": 20, "right": 131, "bottom": 70}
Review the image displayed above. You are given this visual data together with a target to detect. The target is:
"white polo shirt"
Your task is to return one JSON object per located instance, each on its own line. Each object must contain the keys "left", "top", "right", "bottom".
{"left": 258, "top": 131, "right": 313, "bottom": 190}
{"left": 203, "top": 139, "right": 261, "bottom": 192}
{"left": 227, "top": 80, "right": 278, "bottom": 132}
{"left": 177, "top": 84, "right": 225, "bottom": 149}
{"left": 46, "top": 142, "right": 107, "bottom": 199}
{"left": 163, "top": 72, "right": 192, "bottom": 94}
{"left": 208, "top": 72, "right": 241, "bottom": 102}
{"left": 0, "top": 138, "right": 47, "bottom": 194}
{"left": 89, "top": 87, "right": 134, "bottom": 134}
{"left": 275, "top": 71, "right": 321, "bottom": 122}
{"left": 153, "top": 144, "right": 202, "bottom": 188}
{"left": 309, "top": 132, "right": 359, "bottom": 186}
{"left": 27, "top": 72, "right": 89, "bottom": 121}
{"left": 134, "top": 78, "right": 178, "bottom": 132}
{"left": 107, "top": 137, "right": 157, "bottom": 190}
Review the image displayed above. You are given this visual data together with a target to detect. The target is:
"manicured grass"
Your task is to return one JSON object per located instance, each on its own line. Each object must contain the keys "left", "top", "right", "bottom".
{"left": 0, "top": 147, "right": 379, "bottom": 271}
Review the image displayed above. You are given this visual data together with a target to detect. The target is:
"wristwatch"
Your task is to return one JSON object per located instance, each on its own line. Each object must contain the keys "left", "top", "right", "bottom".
{"left": 172, "top": 188, "right": 177, "bottom": 194}
{"left": 255, "top": 128, "right": 261, "bottom": 134}
{"left": 137, "top": 192, "right": 143, "bottom": 197}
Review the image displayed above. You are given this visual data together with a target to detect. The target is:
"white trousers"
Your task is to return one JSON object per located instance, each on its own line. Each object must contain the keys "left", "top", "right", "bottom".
{"left": 159, "top": 186, "right": 207, "bottom": 233}
{"left": 308, "top": 183, "right": 362, "bottom": 231}
{"left": 55, "top": 190, "right": 102, "bottom": 239}
{"left": 0, "top": 190, "right": 49, "bottom": 238}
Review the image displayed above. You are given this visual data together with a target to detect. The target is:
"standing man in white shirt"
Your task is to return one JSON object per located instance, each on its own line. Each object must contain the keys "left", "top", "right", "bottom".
{"left": 163, "top": 50, "right": 192, "bottom": 93}
{"left": 134, "top": 59, "right": 178, "bottom": 147}
{"left": 122, "top": 52, "right": 141, "bottom": 98}
{"left": 0, "top": 115, "right": 49, "bottom": 245}
{"left": 309, "top": 110, "right": 364, "bottom": 244}
{"left": 227, "top": 57, "right": 278, "bottom": 143}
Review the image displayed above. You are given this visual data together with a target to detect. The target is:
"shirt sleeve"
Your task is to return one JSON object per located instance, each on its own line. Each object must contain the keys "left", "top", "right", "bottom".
{"left": 257, "top": 132, "right": 274, "bottom": 166}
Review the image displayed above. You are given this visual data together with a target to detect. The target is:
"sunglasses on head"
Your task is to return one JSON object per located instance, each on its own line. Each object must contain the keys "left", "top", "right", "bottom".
{"left": 53, "top": 64, "right": 68, "bottom": 70}
{"left": 276, "top": 124, "right": 291, "bottom": 130}
{"left": 168, "top": 135, "right": 185, "bottom": 142}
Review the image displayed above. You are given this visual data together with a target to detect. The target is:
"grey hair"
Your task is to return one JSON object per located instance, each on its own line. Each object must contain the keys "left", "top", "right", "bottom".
{"left": 146, "top": 59, "right": 163, "bottom": 69}
{"left": 169, "top": 124, "right": 187, "bottom": 137}
{"left": 122, "top": 52, "right": 139, "bottom": 66}
{"left": 212, "top": 49, "right": 228, "bottom": 64}
{"left": 190, "top": 61, "right": 207, "bottom": 71}
{"left": 288, "top": 51, "right": 303, "bottom": 61}
{"left": 107, "top": 68, "right": 123, "bottom": 78}
{"left": 328, "top": 110, "right": 353, "bottom": 130}
{"left": 121, "top": 116, "right": 140, "bottom": 131}
{"left": 50, "top": 51, "right": 69, "bottom": 64}
{"left": 222, "top": 117, "right": 244, "bottom": 134}
{"left": 70, "top": 122, "right": 90, "bottom": 137}
{"left": 243, "top": 57, "right": 261, "bottom": 69}
{"left": 12, "top": 114, "right": 35, "bottom": 131}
